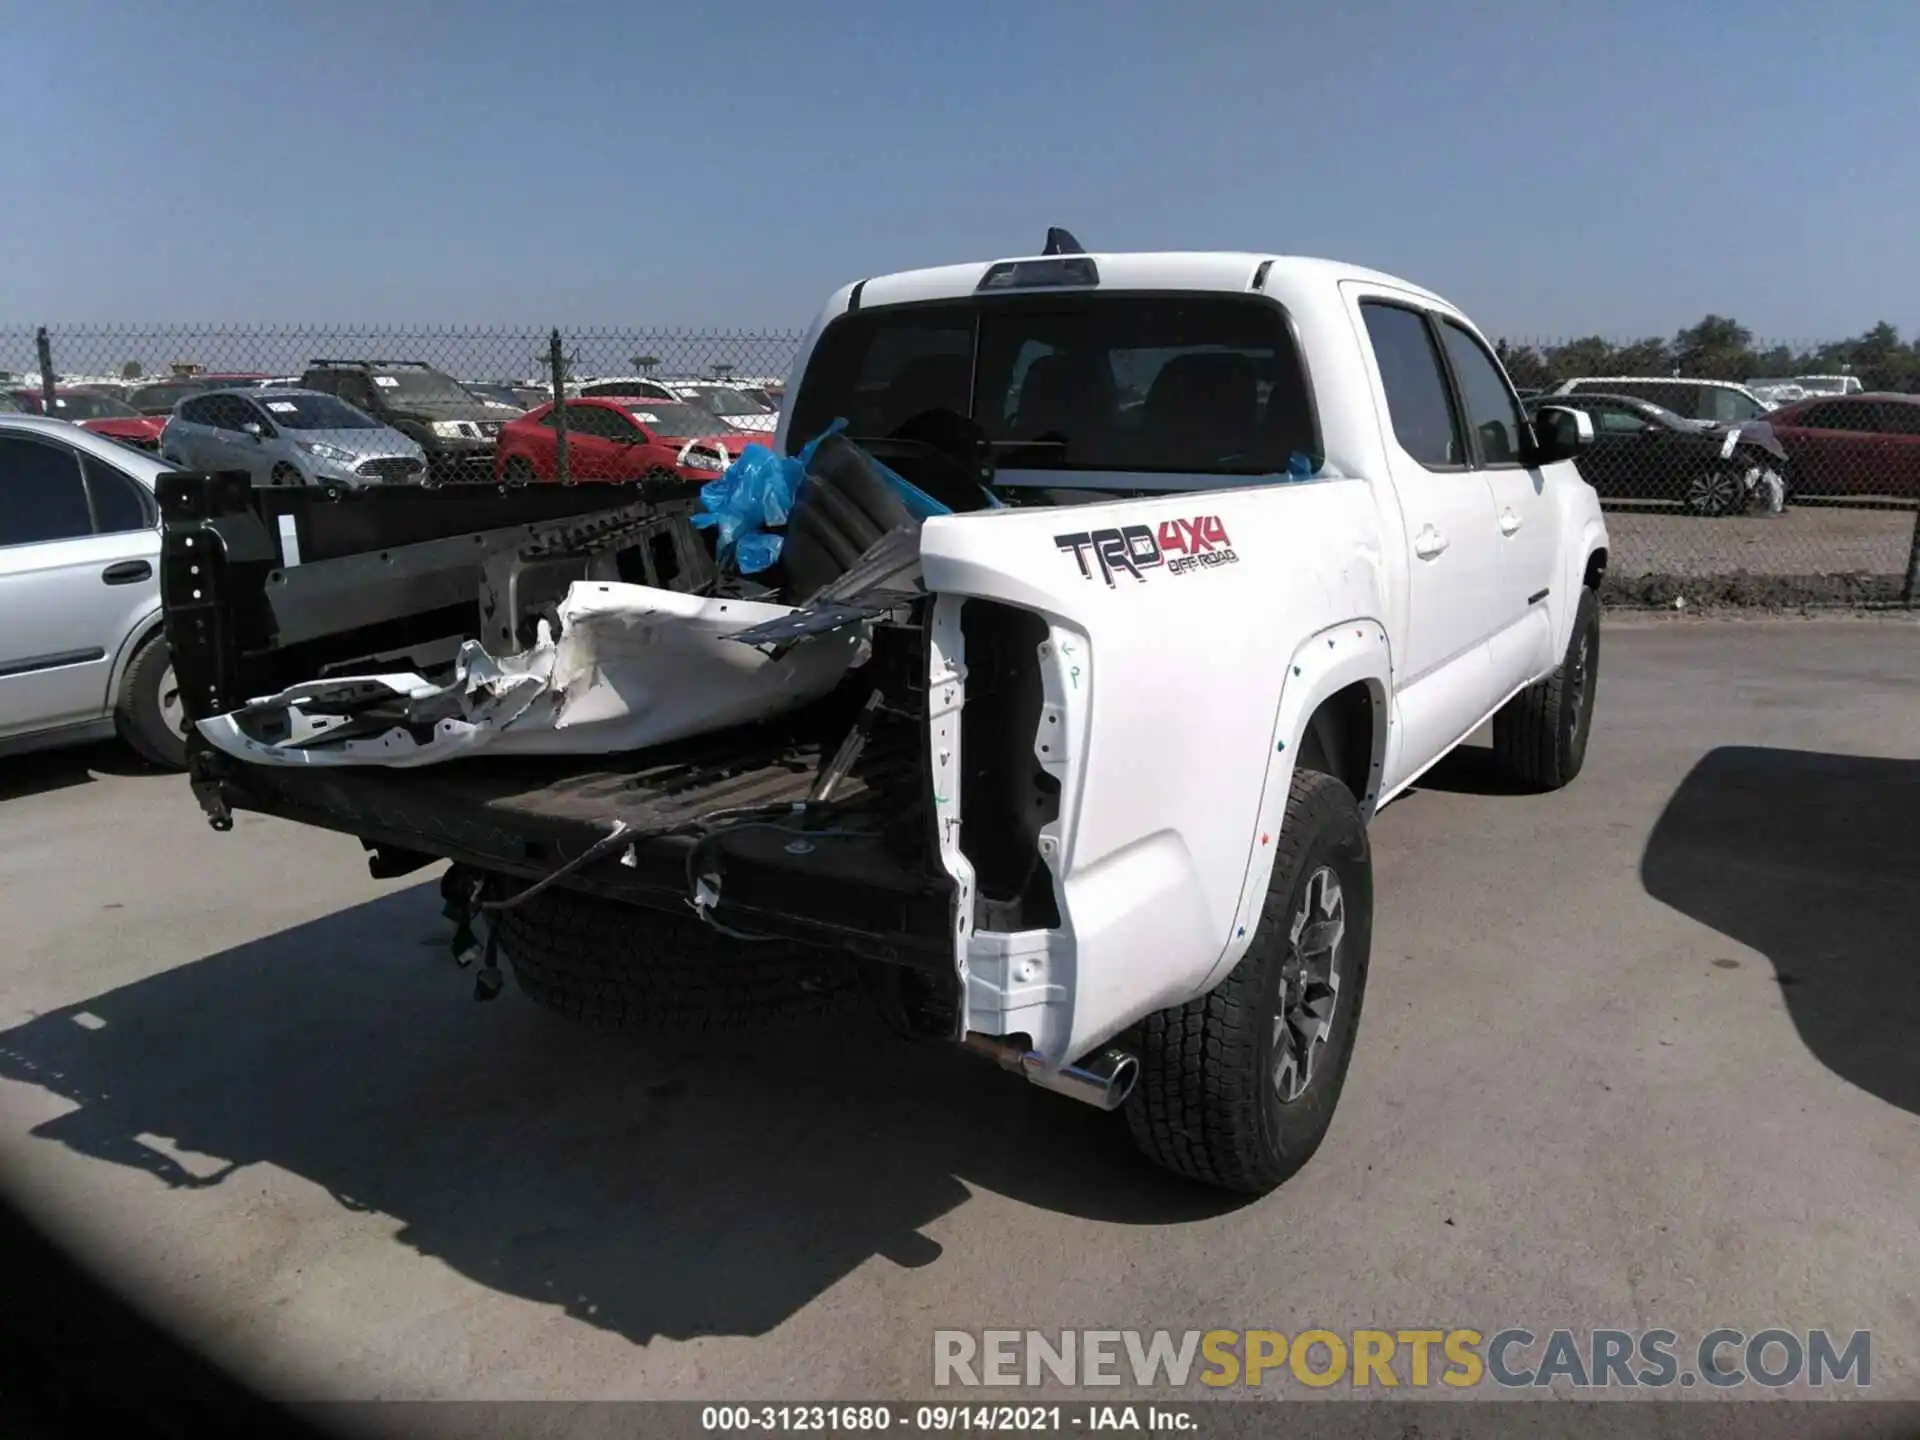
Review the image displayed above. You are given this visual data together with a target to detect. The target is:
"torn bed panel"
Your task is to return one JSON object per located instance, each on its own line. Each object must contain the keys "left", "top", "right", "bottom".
{"left": 195, "top": 581, "right": 871, "bottom": 768}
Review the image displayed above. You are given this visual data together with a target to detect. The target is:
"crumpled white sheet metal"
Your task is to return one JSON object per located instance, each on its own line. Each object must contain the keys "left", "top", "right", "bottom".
{"left": 195, "top": 581, "right": 869, "bottom": 768}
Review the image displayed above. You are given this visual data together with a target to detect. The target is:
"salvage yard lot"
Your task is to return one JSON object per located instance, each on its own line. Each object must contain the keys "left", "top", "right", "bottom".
{"left": 0, "top": 618, "right": 1914, "bottom": 1401}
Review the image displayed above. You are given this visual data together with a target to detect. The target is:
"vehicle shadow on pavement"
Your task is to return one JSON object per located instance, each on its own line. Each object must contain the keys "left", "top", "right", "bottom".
{"left": 1640, "top": 746, "right": 1919, "bottom": 1117}
{"left": 0, "top": 743, "right": 157, "bottom": 804}
{"left": 0, "top": 884, "right": 1242, "bottom": 1345}
{"left": 1405, "top": 741, "right": 1538, "bottom": 798}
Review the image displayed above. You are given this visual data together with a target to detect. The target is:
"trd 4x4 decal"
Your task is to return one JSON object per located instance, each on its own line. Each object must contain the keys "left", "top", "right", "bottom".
{"left": 1054, "top": 515, "right": 1239, "bottom": 586}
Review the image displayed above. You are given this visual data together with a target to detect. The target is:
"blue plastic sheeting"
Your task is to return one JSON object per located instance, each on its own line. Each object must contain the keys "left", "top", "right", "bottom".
{"left": 693, "top": 419, "right": 965, "bottom": 576}
{"left": 690, "top": 419, "right": 845, "bottom": 574}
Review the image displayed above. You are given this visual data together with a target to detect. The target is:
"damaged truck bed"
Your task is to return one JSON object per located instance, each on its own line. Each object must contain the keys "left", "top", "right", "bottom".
{"left": 163, "top": 471, "right": 962, "bottom": 966}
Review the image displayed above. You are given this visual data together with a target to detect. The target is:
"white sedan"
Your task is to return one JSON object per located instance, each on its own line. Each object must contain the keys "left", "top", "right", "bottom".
{"left": 0, "top": 415, "right": 189, "bottom": 768}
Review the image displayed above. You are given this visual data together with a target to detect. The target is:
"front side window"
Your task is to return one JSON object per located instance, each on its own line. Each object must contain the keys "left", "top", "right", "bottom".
{"left": 1360, "top": 302, "right": 1462, "bottom": 469}
{"left": 0, "top": 436, "right": 93, "bottom": 546}
{"left": 1437, "top": 321, "right": 1526, "bottom": 465}
{"left": 203, "top": 394, "right": 258, "bottom": 432}
{"left": 790, "top": 294, "right": 1317, "bottom": 479}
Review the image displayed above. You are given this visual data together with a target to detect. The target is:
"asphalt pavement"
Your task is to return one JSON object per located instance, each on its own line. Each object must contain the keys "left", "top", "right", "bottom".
{"left": 0, "top": 616, "right": 1914, "bottom": 1407}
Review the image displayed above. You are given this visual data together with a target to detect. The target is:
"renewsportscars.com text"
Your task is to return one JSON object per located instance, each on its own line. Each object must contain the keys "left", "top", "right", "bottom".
{"left": 932, "top": 1328, "right": 1871, "bottom": 1391}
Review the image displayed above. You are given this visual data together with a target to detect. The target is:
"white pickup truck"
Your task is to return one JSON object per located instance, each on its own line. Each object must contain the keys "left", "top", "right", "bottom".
{"left": 162, "top": 242, "right": 1608, "bottom": 1194}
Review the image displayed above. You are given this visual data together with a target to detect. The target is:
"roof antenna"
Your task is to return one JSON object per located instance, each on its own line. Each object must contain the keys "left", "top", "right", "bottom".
{"left": 1042, "top": 227, "right": 1085, "bottom": 256}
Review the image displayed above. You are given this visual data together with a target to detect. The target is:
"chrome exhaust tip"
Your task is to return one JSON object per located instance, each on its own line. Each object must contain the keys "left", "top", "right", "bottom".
{"left": 965, "top": 1034, "right": 1140, "bottom": 1112}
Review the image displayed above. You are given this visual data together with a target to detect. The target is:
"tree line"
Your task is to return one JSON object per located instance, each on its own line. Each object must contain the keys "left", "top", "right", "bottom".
{"left": 1495, "top": 316, "right": 1920, "bottom": 393}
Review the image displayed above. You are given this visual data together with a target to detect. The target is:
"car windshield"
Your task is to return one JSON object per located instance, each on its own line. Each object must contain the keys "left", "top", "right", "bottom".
{"left": 462, "top": 384, "right": 523, "bottom": 406}
{"left": 675, "top": 384, "right": 770, "bottom": 416}
{"left": 617, "top": 401, "right": 732, "bottom": 435}
{"left": 254, "top": 393, "right": 382, "bottom": 430}
{"left": 787, "top": 292, "right": 1319, "bottom": 479}
{"left": 363, "top": 369, "right": 476, "bottom": 405}
{"left": 54, "top": 390, "right": 142, "bottom": 420}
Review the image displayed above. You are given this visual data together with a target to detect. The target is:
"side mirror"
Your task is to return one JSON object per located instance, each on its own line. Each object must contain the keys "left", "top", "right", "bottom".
{"left": 241, "top": 422, "right": 266, "bottom": 440}
{"left": 1526, "top": 405, "right": 1593, "bottom": 465}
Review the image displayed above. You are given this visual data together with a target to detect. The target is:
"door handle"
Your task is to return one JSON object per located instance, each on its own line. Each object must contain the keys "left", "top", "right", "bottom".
{"left": 102, "top": 560, "right": 152, "bottom": 585}
{"left": 1413, "top": 525, "right": 1448, "bottom": 560}
{"left": 1498, "top": 508, "right": 1522, "bottom": 535}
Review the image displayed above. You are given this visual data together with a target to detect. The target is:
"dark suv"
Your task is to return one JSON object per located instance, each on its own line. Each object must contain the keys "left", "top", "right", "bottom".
{"left": 297, "top": 360, "right": 502, "bottom": 483}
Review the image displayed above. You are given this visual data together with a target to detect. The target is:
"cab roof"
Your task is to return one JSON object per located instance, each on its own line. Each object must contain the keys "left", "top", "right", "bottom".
{"left": 840, "top": 251, "right": 1450, "bottom": 313}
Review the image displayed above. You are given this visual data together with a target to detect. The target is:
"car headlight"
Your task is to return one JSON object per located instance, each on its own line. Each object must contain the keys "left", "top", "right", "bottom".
{"left": 430, "top": 420, "right": 472, "bottom": 439}
{"left": 679, "top": 446, "right": 728, "bottom": 472}
{"left": 297, "top": 440, "right": 357, "bottom": 466}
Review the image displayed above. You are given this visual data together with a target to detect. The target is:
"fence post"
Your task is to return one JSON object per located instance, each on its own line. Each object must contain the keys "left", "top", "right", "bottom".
{"left": 549, "top": 328, "right": 570, "bottom": 486}
{"left": 34, "top": 327, "right": 55, "bottom": 416}
{"left": 1902, "top": 504, "right": 1920, "bottom": 608}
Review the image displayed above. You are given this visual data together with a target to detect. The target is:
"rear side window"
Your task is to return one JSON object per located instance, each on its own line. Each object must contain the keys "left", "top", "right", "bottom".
{"left": 1436, "top": 321, "right": 1525, "bottom": 465}
{"left": 83, "top": 455, "right": 155, "bottom": 534}
{"left": 789, "top": 294, "right": 1318, "bottom": 479}
{"left": 0, "top": 436, "right": 93, "bottom": 546}
{"left": 1799, "top": 400, "right": 1868, "bottom": 431}
{"left": 1361, "top": 302, "right": 1462, "bottom": 469}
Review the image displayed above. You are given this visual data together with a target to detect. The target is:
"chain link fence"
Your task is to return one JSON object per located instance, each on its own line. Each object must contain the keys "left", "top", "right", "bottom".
{"left": 5, "top": 322, "right": 1917, "bottom": 608}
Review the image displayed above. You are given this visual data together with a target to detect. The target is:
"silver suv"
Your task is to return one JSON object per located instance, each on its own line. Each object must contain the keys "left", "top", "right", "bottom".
{"left": 161, "top": 388, "right": 426, "bottom": 488}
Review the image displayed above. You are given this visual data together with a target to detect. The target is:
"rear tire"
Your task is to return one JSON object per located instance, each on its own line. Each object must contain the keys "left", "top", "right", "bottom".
{"left": 492, "top": 884, "right": 862, "bottom": 1033}
{"left": 1124, "top": 769, "right": 1373, "bottom": 1194}
{"left": 115, "top": 634, "right": 189, "bottom": 770}
{"left": 1491, "top": 584, "right": 1600, "bottom": 791}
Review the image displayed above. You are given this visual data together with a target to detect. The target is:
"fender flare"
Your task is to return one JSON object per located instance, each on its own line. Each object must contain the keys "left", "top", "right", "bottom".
{"left": 1558, "top": 517, "right": 1610, "bottom": 654}
{"left": 1193, "top": 616, "right": 1392, "bottom": 996}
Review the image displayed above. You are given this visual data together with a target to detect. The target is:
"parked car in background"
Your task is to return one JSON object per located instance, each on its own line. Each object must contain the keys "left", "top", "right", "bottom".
{"left": 160, "top": 388, "right": 426, "bottom": 489}
{"left": 0, "top": 415, "right": 189, "bottom": 768}
{"left": 1523, "top": 392, "right": 1787, "bottom": 516}
{"left": 6, "top": 386, "right": 170, "bottom": 452}
{"left": 1552, "top": 376, "right": 1771, "bottom": 425}
{"left": 657, "top": 379, "right": 781, "bottom": 432}
{"left": 494, "top": 396, "right": 759, "bottom": 484}
{"left": 1748, "top": 374, "right": 1861, "bottom": 401}
{"left": 1758, "top": 392, "right": 1920, "bottom": 499}
{"left": 298, "top": 359, "right": 502, "bottom": 482}
{"left": 576, "top": 375, "right": 679, "bottom": 401}
{"left": 128, "top": 377, "right": 220, "bottom": 415}
{"left": 1744, "top": 380, "right": 1805, "bottom": 407}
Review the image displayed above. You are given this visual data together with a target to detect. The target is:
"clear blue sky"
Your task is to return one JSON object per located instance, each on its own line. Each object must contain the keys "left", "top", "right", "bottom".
{"left": 7, "top": 0, "right": 1915, "bottom": 341}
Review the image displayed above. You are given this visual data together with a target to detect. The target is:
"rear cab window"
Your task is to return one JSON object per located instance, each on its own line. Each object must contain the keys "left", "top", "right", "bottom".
{"left": 787, "top": 292, "right": 1320, "bottom": 492}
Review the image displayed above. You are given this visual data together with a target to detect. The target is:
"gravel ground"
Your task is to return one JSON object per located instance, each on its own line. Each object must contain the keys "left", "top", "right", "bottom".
{"left": 1603, "top": 503, "right": 1916, "bottom": 591}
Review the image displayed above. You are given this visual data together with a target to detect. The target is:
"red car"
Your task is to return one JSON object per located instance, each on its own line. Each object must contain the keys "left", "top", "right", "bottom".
{"left": 1762, "top": 392, "right": 1920, "bottom": 499}
{"left": 7, "top": 386, "right": 169, "bottom": 451}
{"left": 495, "top": 396, "right": 759, "bottom": 484}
